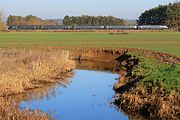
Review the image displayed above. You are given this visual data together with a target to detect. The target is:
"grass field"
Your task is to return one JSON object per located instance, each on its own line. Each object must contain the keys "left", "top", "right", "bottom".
{"left": 0, "top": 32, "right": 180, "bottom": 55}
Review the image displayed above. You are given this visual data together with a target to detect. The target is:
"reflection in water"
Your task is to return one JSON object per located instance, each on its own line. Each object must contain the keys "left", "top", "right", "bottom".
{"left": 10, "top": 75, "right": 72, "bottom": 104}
{"left": 23, "top": 78, "right": 72, "bottom": 102}
{"left": 76, "top": 60, "right": 118, "bottom": 73}
{"left": 19, "top": 61, "right": 128, "bottom": 120}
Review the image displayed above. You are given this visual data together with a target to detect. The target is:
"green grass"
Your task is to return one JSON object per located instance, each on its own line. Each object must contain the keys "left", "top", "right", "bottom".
{"left": 0, "top": 32, "right": 180, "bottom": 55}
{"left": 131, "top": 53, "right": 180, "bottom": 94}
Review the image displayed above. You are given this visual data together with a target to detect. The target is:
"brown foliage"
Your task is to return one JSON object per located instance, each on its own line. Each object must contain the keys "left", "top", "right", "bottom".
{"left": 0, "top": 48, "right": 75, "bottom": 97}
{"left": 7, "top": 15, "right": 57, "bottom": 26}
{"left": 117, "top": 86, "right": 180, "bottom": 120}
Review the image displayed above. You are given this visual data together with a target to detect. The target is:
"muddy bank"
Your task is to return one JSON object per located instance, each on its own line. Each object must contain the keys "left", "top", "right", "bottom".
{"left": 127, "top": 48, "right": 180, "bottom": 64}
{"left": 70, "top": 49, "right": 124, "bottom": 62}
{"left": 69, "top": 48, "right": 180, "bottom": 64}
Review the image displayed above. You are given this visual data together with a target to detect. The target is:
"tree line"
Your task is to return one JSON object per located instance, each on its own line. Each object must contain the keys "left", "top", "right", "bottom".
{"left": 63, "top": 15, "right": 124, "bottom": 26}
{"left": 7, "top": 15, "right": 58, "bottom": 26}
{"left": 1, "top": 2, "right": 180, "bottom": 31}
{"left": 138, "top": 2, "right": 180, "bottom": 30}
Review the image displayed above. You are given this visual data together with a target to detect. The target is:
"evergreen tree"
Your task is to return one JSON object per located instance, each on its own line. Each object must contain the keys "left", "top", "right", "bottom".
{"left": 138, "top": 2, "right": 180, "bottom": 30}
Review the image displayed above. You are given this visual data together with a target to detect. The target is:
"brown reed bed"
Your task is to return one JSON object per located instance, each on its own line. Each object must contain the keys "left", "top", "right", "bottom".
{"left": 115, "top": 85, "right": 180, "bottom": 120}
{"left": 0, "top": 48, "right": 75, "bottom": 97}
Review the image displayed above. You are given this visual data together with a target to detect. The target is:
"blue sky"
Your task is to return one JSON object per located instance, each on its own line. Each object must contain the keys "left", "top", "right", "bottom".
{"left": 0, "top": 0, "right": 178, "bottom": 19}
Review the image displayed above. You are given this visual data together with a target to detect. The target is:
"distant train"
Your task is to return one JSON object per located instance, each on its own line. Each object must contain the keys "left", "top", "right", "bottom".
{"left": 8, "top": 25, "right": 168, "bottom": 30}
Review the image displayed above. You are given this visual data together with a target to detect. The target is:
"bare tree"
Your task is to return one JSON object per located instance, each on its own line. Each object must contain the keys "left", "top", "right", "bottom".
{"left": 0, "top": 10, "right": 7, "bottom": 31}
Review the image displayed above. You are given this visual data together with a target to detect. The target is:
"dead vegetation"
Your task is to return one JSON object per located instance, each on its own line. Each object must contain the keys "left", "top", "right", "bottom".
{"left": 0, "top": 97, "right": 52, "bottom": 120}
{"left": 115, "top": 85, "right": 180, "bottom": 120}
{"left": 0, "top": 48, "right": 75, "bottom": 97}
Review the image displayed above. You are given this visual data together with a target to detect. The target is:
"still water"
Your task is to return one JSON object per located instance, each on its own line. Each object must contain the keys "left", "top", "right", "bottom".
{"left": 21, "top": 69, "right": 128, "bottom": 120}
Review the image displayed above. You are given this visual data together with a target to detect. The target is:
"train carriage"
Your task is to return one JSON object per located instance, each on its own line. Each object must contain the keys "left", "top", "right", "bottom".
{"left": 8, "top": 25, "right": 168, "bottom": 30}
{"left": 73, "top": 26, "right": 104, "bottom": 29}
{"left": 138, "top": 25, "right": 168, "bottom": 30}
{"left": 106, "top": 25, "right": 137, "bottom": 30}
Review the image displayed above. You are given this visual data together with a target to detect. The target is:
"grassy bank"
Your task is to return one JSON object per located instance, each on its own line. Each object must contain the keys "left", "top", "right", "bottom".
{"left": 134, "top": 55, "right": 180, "bottom": 92}
{"left": 114, "top": 52, "right": 180, "bottom": 119}
{"left": 0, "top": 32, "right": 179, "bottom": 55}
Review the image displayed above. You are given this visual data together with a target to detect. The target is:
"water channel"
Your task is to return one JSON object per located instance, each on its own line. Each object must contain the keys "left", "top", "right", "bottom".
{"left": 20, "top": 61, "right": 128, "bottom": 120}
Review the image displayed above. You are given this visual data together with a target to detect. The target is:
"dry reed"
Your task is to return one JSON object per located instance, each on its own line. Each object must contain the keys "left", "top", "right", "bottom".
{"left": 0, "top": 48, "right": 75, "bottom": 97}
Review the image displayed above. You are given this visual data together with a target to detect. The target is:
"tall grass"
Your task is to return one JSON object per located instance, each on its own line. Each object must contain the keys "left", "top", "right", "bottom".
{"left": 0, "top": 48, "right": 75, "bottom": 97}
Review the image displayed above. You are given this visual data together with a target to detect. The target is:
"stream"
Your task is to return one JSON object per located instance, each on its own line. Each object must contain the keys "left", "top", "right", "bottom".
{"left": 20, "top": 61, "right": 128, "bottom": 120}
